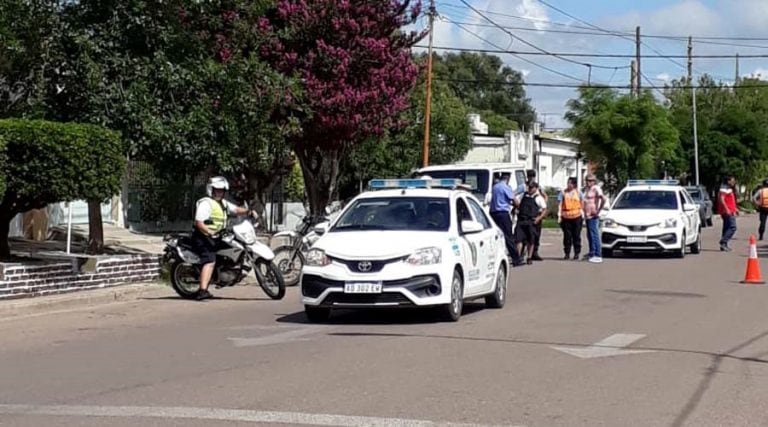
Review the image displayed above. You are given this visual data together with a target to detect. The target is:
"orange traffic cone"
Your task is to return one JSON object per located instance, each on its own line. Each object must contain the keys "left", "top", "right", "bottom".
{"left": 741, "top": 235, "right": 765, "bottom": 284}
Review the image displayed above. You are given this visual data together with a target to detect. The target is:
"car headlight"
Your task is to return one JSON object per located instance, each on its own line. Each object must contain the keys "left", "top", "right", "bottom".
{"left": 406, "top": 247, "right": 442, "bottom": 266}
{"left": 602, "top": 219, "right": 618, "bottom": 229}
{"left": 305, "top": 249, "right": 331, "bottom": 267}
{"left": 660, "top": 218, "right": 678, "bottom": 228}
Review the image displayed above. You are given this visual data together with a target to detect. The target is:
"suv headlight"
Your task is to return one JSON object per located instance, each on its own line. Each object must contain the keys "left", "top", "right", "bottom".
{"left": 305, "top": 249, "right": 331, "bottom": 267}
{"left": 602, "top": 219, "right": 618, "bottom": 229}
{"left": 407, "top": 247, "right": 442, "bottom": 265}
{"left": 660, "top": 218, "right": 678, "bottom": 229}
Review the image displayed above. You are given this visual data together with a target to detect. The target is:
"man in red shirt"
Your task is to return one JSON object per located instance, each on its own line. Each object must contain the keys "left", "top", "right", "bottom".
{"left": 718, "top": 175, "right": 738, "bottom": 252}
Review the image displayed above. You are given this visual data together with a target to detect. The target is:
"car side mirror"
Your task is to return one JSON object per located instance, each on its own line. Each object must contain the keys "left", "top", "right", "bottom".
{"left": 683, "top": 203, "right": 697, "bottom": 212}
{"left": 461, "top": 220, "right": 484, "bottom": 234}
{"left": 314, "top": 222, "right": 330, "bottom": 235}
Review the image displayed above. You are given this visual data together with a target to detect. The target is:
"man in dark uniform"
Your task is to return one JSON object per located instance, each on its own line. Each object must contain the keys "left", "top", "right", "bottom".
{"left": 514, "top": 182, "right": 548, "bottom": 264}
{"left": 490, "top": 172, "right": 523, "bottom": 267}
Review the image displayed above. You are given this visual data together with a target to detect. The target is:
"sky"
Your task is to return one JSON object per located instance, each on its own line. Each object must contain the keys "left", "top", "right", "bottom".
{"left": 413, "top": 0, "right": 768, "bottom": 129}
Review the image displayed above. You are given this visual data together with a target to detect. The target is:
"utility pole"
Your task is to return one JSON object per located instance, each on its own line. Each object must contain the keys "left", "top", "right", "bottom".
{"left": 587, "top": 64, "right": 592, "bottom": 85}
{"left": 635, "top": 26, "right": 641, "bottom": 94}
{"left": 735, "top": 53, "right": 740, "bottom": 83}
{"left": 421, "top": 0, "right": 436, "bottom": 168}
{"left": 631, "top": 60, "right": 637, "bottom": 95}
{"left": 689, "top": 36, "right": 700, "bottom": 186}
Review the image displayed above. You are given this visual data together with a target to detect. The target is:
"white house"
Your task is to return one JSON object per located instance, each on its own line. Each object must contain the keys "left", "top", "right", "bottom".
{"left": 459, "top": 115, "right": 585, "bottom": 191}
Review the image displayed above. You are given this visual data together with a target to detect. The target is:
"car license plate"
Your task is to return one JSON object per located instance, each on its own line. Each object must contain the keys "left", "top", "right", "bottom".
{"left": 627, "top": 236, "right": 647, "bottom": 243}
{"left": 344, "top": 282, "right": 383, "bottom": 294}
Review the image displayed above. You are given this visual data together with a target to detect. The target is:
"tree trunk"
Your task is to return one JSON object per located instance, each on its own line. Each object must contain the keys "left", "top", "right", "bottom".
{"left": 0, "top": 216, "right": 10, "bottom": 260}
{"left": 87, "top": 200, "right": 104, "bottom": 254}
{"left": 296, "top": 148, "right": 341, "bottom": 216}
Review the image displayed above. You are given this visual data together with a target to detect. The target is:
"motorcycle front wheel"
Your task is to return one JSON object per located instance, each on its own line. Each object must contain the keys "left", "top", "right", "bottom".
{"left": 170, "top": 262, "right": 201, "bottom": 299}
{"left": 272, "top": 246, "right": 306, "bottom": 287}
{"left": 252, "top": 259, "right": 286, "bottom": 300}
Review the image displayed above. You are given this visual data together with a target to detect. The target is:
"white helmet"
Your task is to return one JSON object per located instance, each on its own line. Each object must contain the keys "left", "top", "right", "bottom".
{"left": 206, "top": 176, "right": 229, "bottom": 197}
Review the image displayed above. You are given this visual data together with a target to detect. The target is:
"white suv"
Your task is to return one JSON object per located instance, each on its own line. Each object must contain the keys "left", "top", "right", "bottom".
{"left": 301, "top": 178, "right": 509, "bottom": 322}
{"left": 601, "top": 180, "right": 702, "bottom": 258}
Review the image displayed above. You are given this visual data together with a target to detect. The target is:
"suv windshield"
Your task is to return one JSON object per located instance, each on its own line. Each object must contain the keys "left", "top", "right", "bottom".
{"left": 613, "top": 190, "right": 679, "bottom": 210}
{"left": 331, "top": 197, "right": 451, "bottom": 232}
{"left": 420, "top": 170, "right": 489, "bottom": 198}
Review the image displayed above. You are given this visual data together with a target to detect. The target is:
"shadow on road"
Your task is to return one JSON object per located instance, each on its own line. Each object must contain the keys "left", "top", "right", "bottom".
{"left": 605, "top": 289, "right": 708, "bottom": 298}
{"left": 140, "top": 296, "right": 273, "bottom": 302}
{"left": 275, "top": 302, "right": 487, "bottom": 325}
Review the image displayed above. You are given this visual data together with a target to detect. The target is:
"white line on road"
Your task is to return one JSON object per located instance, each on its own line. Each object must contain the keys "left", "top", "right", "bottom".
{"left": 552, "top": 333, "right": 656, "bottom": 359}
{"left": 227, "top": 326, "right": 329, "bottom": 347}
{"left": 0, "top": 404, "right": 519, "bottom": 427}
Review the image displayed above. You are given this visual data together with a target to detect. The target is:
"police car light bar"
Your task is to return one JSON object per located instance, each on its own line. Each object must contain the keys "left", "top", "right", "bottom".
{"left": 627, "top": 179, "right": 679, "bottom": 186}
{"left": 368, "top": 178, "right": 463, "bottom": 190}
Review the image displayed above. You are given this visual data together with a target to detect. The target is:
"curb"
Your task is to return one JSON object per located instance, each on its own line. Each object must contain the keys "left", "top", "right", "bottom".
{"left": 0, "top": 281, "right": 172, "bottom": 319}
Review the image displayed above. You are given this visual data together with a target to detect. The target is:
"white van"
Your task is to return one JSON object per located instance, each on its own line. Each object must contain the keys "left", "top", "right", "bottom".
{"left": 415, "top": 163, "right": 528, "bottom": 209}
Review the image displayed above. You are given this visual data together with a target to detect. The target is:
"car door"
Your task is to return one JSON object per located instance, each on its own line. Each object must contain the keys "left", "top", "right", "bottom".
{"left": 682, "top": 190, "right": 701, "bottom": 238}
{"left": 678, "top": 190, "right": 696, "bottom": 243}
{"left": 456, "top": 197, "right": 488, "bottom": 294}
{"left": 466, "top": 196, "right": 498, "bottom": 292}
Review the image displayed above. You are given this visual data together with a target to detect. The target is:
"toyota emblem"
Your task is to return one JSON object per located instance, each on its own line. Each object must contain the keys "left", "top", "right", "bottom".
{"left": 357, "top": 261, "right": 373, "bottom": 272}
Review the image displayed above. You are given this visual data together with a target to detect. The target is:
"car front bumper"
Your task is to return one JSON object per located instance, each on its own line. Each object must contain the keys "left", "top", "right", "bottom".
{"left": 601, "top": 226, "right": 682, "bottom": 251}
{"left": 301, "top": 263, "right": 453, "bottom": 308}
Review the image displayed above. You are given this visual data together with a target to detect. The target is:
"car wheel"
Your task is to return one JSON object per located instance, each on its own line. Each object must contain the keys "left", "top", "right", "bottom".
{"left": 485, "top": 265, "right": 507, "bottom": 309}
{"left": 305, "top": 306, "right": 331, "bottom": 323}
{"left": 690, "top": 228, "right": 702, "bottom": 254}
{"left": 676, "top": 231, "right": 687, "bottom": 258}
{"left": 441, "top": 269, "right": 464, "bottom": 322}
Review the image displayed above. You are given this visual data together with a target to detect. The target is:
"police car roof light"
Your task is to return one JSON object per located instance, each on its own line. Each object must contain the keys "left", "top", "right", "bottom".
{"left": 368, "top": 178, "right": 462, "bottom": 190}
{"left": 627, "top": 179, "right": 679, "bottom": 186}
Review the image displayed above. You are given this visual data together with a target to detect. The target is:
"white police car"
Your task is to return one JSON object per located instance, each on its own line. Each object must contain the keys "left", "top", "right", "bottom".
{"left": 601, "top": 180, "right": 702, "bottom": 258}
{"left": 301, "top": 178, "right": 509, "bottom": 322}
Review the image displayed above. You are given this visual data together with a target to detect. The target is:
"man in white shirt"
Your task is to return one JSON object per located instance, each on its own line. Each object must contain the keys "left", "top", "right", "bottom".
{"left": 513, "top": 182, "right": 548, "bottom": 264}
{"left": 192, "top": 176, "right": 253, "bottom": 300}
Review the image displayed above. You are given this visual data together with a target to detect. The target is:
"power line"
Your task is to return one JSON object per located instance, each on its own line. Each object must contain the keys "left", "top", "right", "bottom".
{"left": 437, "top": 2, "right": 768, "bottom": 43}
{"left": 446, "top": 19, "right": 585, "bottom": 82}
{"left": 456, "top": 0, "right": 624, "bottom": 71}
{"left": 435, "top": 77, "right": 768, "bottom": 90}
{"left": 417, "top": 44, "right": 768, "bottom": 59}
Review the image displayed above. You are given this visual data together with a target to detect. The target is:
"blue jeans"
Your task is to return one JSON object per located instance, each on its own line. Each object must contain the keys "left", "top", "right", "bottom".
{"left": 586, "top": 217, "right": 601, "bottom": 257}
{"left": 720, "top": 215, "right": 737, "bottom": 246}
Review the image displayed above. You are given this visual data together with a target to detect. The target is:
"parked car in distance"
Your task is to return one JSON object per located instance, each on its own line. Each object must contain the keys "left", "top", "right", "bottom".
{"left": 684, "top": 185, "right": 713, "bottom": 227}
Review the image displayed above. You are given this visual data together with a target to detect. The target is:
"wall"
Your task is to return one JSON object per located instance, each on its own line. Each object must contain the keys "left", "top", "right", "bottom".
{"left": 0, "top": 254, "right": 161, "bottom": 300}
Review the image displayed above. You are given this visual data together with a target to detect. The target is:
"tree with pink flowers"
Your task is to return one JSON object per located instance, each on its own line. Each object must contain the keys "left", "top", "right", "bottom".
{"left": 259, "top": 0, "right": 425, "bottom": 214}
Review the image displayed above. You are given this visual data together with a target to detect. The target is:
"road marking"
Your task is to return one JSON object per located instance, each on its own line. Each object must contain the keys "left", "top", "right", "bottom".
{"left": 228, "top": 326, "right": 328, "bottom": 347}
{"left": 0, "top": 404, "right": 517, "bottom": 426}
{"left": 552, "top": 333, "right": 656, "bottom": 359}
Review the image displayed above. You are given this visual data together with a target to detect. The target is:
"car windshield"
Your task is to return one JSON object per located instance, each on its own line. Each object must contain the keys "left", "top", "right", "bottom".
{"left": 331, "top": 197, "right": 451, "bottom": 232}
{"left": 613, "top": 190, "right": 679, "bottom": 210}
{"left": 420, "top": 170, "right": 489, "bottom": 198}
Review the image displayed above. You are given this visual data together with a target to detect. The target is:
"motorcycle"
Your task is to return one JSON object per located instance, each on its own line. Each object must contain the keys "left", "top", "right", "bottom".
{"left": 162, "top": 212, "right": 285, "bottom": 300}
{"left": 272, "top": 205, "right": 341, "bottom": 286}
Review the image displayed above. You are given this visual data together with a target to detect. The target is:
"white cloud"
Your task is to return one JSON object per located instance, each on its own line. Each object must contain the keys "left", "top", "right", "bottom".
{"left": 515, "top": 0, "right": 550, "bottom": 30}
{"left": 746, "top": 68, "right": 768, "bottom": 81}
{"left": 656, "top": 73, "right": 671, "bottom": 82}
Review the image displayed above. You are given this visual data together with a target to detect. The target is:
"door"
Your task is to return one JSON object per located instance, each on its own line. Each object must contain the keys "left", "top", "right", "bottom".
{"left": 681, "top": 190, "right": 700, "bottom": 242}
{"left": 466, "top": 196, "right": 498, "bottom": 293}
{"left": 456, "top": 197, "right": 488, "bottom": 294}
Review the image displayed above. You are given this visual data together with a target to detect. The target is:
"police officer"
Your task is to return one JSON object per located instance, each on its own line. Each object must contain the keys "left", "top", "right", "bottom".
{"left": 192, "top": 176, "right": 254, "bottom": 300}
{"left": 514, "top": 181, "right": 548, "bottom": 264}
{"left": 490, "top": 172, "right": 524, "bottom": 267}
{"left": 517, "top": 169, "right": 548, "bottom": 261}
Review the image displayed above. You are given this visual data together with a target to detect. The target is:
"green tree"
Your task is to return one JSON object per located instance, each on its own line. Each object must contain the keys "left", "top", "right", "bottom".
{"left": 432, "top": 52, "right": 535, "bottom": 131}
{"left": 338, "top": 78, "right": 472, "bottom": 199}
{"left": 0, "top": 119, "right": 124, "bottom": 259}
{"left": 666, "top": 76, "right": 768, "bottom": 193}
{"left": 566, "top": 87, "right": 681, "bottom": 193}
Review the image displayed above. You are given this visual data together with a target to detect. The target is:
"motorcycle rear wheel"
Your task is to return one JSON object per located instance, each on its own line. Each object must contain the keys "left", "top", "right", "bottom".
{"left": 170, "top": 262, "right": 201, "bottom": 299}
{"left": 253, "top": 260, "right": 286, "bottom": 300}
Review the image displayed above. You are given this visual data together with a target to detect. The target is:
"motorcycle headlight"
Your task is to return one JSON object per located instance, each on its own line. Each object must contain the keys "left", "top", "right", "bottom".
{"left": 305, "top": 249, "right": 331, "bottom": 267}
{"left": 602, "top": 219, "right": 618, "bottom": 229}
{"left": 660, "top": 218, "right": 678, "bottom": 228}
{"left": 406, "top": 247, "right": 442, "bottom": 266}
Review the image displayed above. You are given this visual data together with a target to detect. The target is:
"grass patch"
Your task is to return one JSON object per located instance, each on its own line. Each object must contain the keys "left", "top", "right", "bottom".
{"left": 542, "top": 217, "right": 560, "bottom": 229}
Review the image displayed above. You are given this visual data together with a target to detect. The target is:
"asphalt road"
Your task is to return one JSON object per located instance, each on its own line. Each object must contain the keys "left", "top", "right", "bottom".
{"left": 2, "top": 215, "right": 768, "bottom": 427}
